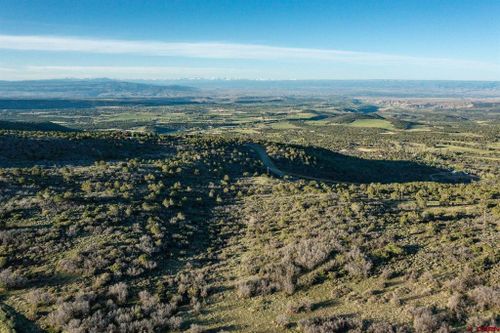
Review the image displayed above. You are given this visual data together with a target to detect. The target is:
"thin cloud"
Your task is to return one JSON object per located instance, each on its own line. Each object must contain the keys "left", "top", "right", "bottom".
{"left": 0, "top": 66, "right": 16, "bottom": 72}
{"left": 0, "top": 34, "right": 496, "bottom": 69}
{"left": 26, "top": 65, "right": 251, "bottom": 74}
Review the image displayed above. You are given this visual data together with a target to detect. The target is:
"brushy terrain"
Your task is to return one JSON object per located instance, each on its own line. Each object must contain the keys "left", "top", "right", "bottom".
{"left": 0, "top": 97, "right": 499, "bottom": 332}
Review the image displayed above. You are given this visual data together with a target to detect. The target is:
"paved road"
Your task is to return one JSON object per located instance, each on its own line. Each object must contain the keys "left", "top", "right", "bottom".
{"left": 247, "top": 143, "right": 475, "bottom": 185}
{"left": 429, "top": 170, "right": 477, "bottom": 182}
{"left": 245, "top": 143, "right": 285, "bottom": 177}
{"left": 246, "top": 143, "right": 342, "bottom": 183}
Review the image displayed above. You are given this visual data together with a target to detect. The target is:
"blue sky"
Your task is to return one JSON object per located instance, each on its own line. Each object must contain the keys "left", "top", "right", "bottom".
{"left": 0, "top": 0, "right": 499, "bottom": 80}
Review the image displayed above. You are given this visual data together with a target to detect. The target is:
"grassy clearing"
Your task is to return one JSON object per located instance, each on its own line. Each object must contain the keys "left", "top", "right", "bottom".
{"left": 347, "top": 119, "right": 395, "bottom": 130}
{"left": 232, "top": 128, "right": 261, "bottom": 134}
{"left": 101, "top": 112, "right": 162, "bottom": 122}
{"left": 405, "top": 126, "right": 432, "bottom": 132}
{"left": 357, "top": 147, "right": 378, "bottom": 152}
{"left": 304, "top": 120, "right": 331, "bottom": 126}
{"left": 449, "top": 132, "right": 483, "bottom": 138}
{"left": 269, "top": 121, "right": 300, "bottom": 130}
{"left": 285, "top": 112, "right": 318, "bottom": 119}
{"left": 468, "top": 155, "right": 500, "bottom": 161}
{"left": 424, "top": 204, "right": 479, "bottom": 215}
{"left": 489, "top": 142, "right": 500, "bottom": 149}
{"left": 434, "top": 144, "right": 496, "bottom": 155}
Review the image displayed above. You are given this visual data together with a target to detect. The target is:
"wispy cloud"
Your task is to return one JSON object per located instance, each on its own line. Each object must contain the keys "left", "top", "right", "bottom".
{"left": 0, "top": 66, "right": 18, "bottom": 72}
{"left": 26, "top": 65, "right": 251, "bottom": 75}
{"left": 0, "top": 34, "right": 497, "bottom": 69}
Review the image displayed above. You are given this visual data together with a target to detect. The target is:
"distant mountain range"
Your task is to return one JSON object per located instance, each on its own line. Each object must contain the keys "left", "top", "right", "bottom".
{"left": 144, "top": 79, "right": 500, "bottom": 98}
{"left": 0, "top": 78, "right": 498, "bottom": 98}
{"left": 0, "top": 78, "right": 198, "bottom": 98}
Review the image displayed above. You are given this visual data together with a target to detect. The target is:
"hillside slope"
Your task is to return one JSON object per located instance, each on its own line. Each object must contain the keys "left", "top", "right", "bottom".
{"left": 0, "top": 131, "right": 497, "bottom": 332}
{"left": 0, "top": 79, "right": 198, "bottom": 98}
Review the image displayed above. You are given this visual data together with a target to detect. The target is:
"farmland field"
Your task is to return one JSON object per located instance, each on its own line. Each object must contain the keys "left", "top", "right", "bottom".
{"left": 348, "top": 119, "right": 395, "bottom": 129}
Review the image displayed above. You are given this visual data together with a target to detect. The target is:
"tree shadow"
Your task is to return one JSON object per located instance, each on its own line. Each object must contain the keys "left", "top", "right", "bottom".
{"left": 0, "top": 134, "right": 169, "bottom": 167}
{"left": 0, "top": 302, "right": 46, "bottom": 333}
{"left": 312, "top": 299, "right": 337, "bottom": 311}
{"left": 206, "top": 324, "right": 243, "bottom": 332}
{"left": 266, "top": 143, "right": 476, "bottom": 184}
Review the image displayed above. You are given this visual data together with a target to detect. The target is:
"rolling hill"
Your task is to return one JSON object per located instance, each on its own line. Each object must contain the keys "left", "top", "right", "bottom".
{"left": 0, "top": 79, "right": 198, "bottom": 98}
{"left": 0, "top": 120, "right": 75, "bottom": 132}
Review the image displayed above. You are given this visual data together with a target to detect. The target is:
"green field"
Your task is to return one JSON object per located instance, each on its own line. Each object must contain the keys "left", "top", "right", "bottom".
{"left": 347, "top": 118, "right": 395, "bottom": 130}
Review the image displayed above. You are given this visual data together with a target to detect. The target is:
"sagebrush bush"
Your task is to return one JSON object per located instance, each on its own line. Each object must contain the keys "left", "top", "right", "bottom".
{"left": 344, "top": 247, "right": 372, "bottom": 278}
{"left": 298, "top": 315, "right": 363, "bottom": 333}
{"left": 287, "top": 298, "right": 312, "bottom": 314}
{"left": 0, "top": 268, "right": 27, "bottom": 289}
{"left": 411, "top": 307, "right": 441, "bottom": 333}
{"left": 108, "top": 282, "right": 128, "bottom": 304}
{"left": 275, "top": 314, "right": 291, "bottom": 328}
{"left": 468, "top": 286, "right": 499, "bottom": 311}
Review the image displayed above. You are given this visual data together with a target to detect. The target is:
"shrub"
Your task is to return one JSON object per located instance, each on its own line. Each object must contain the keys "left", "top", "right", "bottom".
{"left": 380, "top": 267, "right": 396, "bottom": 279}
{"left": 92, "top": 273, "right": 111, "bottom": 289}
{"left": 446, "top": 266, "right": 480, "bottom": 293}
{"left": 390, "top": 292, "right": 402, "bottom": 306}
{"left": 366, "top": 321, "right": 411, "bottom": 333}
{"left": 0, "top": 268, "right": 27, "bottom": 289}
{"left": 287, "top": 298, "right": 312, "bottom": 314}
{"left": 436, "top": 324, "right": 453, "bottom": 333}
{"left": 466, "top": 314, "right": 498, "bottom": 330}
{"left": 189, "top": 324, "right": 204, "bottom": 333}
{"left": 469, "top": 286, "right": 499, "bottom": 311}
{"left": 108, "top": 282, "right": 128, "bottom": 304}
{"left": 47, "top": 299, "right": 90, "bottom": 330}
{"left": 374, "top": 243, "right": 405, "bottom": 259}
{"left": 345, "top": 247, "right": 372, "bottom": 278}
{"left": 237, "top": 277, "right": 263, "bottom": 298}
{"left": 411, "top": 307, "right": 441, "bottom": 333}
{"left": 447, "top": 293, "right": 467, "bottom": 321}
{"left": 168, "top": 316, "right": 183, "bottom": 330}
{"left": 298, "top": 315, "right": 363, "bottom": 333}
{"left": 0, "top": 305, "right": 15, "bottom": 333}
{"left": 138, "top": 290, "right": 160, "bottom": 312}
{"left": 275, "top": 314, "right": 291, "bottom": 328}
{"left": 25, "top": 289, "right": 53, "bottom": 307}
{"left": 289, "top": 238, "right": 337, "bottom": 270}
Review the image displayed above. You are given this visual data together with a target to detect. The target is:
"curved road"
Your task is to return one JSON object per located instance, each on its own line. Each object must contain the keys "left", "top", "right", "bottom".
{"left": 245, "top": 143, "right": 342, "bottom": 183}
{"left": 245, "top": 143, "right": 285, "bottom": 177}
{"left": 247, "top": 143, "right": 475, "bottom": 185}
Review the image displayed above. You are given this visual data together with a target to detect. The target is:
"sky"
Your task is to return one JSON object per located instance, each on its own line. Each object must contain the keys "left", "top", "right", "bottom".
{"left": 0, "top": 0, "right": 499, "bottom": 81}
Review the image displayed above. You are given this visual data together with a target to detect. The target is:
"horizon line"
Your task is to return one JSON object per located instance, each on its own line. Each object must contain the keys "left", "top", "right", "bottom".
{"left": 1, "top": 77, "right": 500, "bottom": 83}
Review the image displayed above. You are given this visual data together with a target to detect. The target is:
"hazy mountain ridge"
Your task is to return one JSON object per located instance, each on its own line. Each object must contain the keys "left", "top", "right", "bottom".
{"left": 1, "top": 79, "right": 499, "bottom": 99}
{"left": 0, "top": 78, "right": 198, "bottom": 98}
{"left": 136, "top": 79, "right": 500, "bottom": 98}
